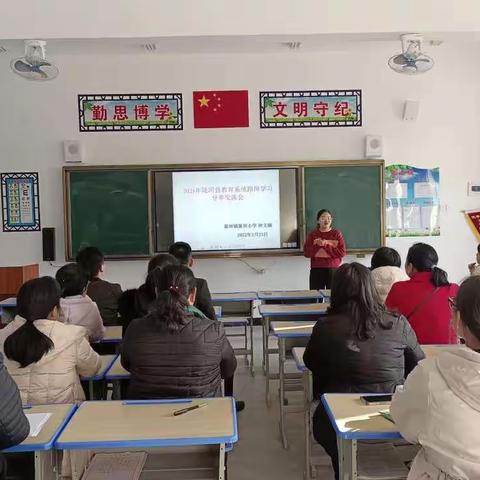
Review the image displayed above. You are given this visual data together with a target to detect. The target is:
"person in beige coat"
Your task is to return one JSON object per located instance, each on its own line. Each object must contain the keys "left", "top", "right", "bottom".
{"left": 0, "top": 277, "right": 101, "bottom": 479}
{"left": 391, "top": 275, "right": 480, "bottom": 479}
{"left": 370, "top": 247, "right": 408, "bottom": 303}
{"left": 0, "top": 277, "right": 101, "bottom": 405}
{"left": 56, "top": 263, "right": 106, "bottom": 342}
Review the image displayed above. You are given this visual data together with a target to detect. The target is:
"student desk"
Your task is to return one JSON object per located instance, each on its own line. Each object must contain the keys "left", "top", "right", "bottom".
{"left": 271, "top": 323, "right": 315, "bottom": 449}
{"left": 259, "top": 303, "right": 327, "bottom": 405}
{"left": 81, "top": 354, "right": 117, "bottom": 400}
{"left": 293, "top": 347, "right": 318, "bottom": 480}
{"left": 422, "top": 344, "right": 465, "bottom": 358}
{"left": 258, "top": 290, "right": 324, "bottom": 302}
{"left": 104, "top": 354, "right": 130, "bottom": 398}
{"left": 212, "top": 292, "right": 257, "bottom": 374}
{"left": 0, "top": 296, "right": 17, "bottom": 323}
{"left": 55, "top": 398, "right": 238, "bottom": 480}
{"left": 98, "top": 326, "right": 123, "bottom": 344}
{"left": 322, "top": 394, "right": 401, "bottom": 480}
{"left": 3, "top": 403, "right": 77, "bottom": 480}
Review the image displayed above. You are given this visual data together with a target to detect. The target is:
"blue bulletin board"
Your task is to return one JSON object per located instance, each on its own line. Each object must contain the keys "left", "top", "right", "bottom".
{"left": 1, "top": 172, "right": 41, "bottom": 232}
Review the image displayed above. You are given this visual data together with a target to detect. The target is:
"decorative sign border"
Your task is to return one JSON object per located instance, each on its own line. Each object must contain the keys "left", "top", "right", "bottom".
{"left": 259, "top": 89, "right": 362, "bottom": 128}
{"left": 78, "top": 93, "right": 183, "bottom": 132}
{"left": 1, "top": 172, "right": 41, "bottom": 232}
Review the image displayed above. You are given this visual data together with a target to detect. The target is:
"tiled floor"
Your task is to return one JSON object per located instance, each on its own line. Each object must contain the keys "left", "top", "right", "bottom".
{"left": 227, "top": 326, "right": 334, "bottom": 480}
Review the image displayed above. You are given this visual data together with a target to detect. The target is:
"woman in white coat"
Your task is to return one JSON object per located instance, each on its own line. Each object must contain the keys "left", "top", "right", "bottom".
{"left": 391, "top": 275, "right": 480, "bottom": 479}
{"left": 370, "top": 247, "right": 408, "bottom": 303}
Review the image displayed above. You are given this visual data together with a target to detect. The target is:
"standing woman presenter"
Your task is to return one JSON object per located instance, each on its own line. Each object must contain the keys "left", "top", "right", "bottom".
{"left": 304, "top": 209, "right": 346, "bottom": 290}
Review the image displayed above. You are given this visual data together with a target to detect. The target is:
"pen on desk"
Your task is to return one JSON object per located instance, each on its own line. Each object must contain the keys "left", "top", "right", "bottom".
{"left": 173, "top": 403, "right": 207, "bottom": 416}
{"left": 22, "top": 405, "right": 32, "bottom": 410}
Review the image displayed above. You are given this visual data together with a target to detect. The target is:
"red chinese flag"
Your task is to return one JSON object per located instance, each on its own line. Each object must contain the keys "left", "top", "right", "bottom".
{"left": 193, "top": 90, "right": 249, "bottom": 128}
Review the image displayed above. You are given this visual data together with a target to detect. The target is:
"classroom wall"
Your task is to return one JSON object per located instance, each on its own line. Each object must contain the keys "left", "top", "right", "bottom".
{"left": 0, "top": 42, "right": 479, "bottom": 291}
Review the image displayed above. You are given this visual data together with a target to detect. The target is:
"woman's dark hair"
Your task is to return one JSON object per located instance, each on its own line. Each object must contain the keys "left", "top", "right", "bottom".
{"left": 406, "top": 243, "right": 450, "bottom": 287}
{"left": 75, "top": 246, "right": 104, "bottom": 281}
{"left": 371, "top": 247, "right": 402, "bottom": 270}
{"left": 55, "top": 263, "right": 88, "bottom": 297}
{"left": 149, "top": 265, "right": 196, "bottom": 331}
{"left": 316, "top": 209, "right": 332, "bottom": 221}
{"left": 4, "top": 277, "right": 59, "bottom": 368}
{"left": 456, "top": 276, "right": 480, "bottom": 341}
{"left": 147, "top": 253, "right": 179, "bottom": 274}
{"left": 145, "top": 254, "right": 180, "bottom": 300}
{"left": 329, "top": 262, "right": 391, "bottom": 341}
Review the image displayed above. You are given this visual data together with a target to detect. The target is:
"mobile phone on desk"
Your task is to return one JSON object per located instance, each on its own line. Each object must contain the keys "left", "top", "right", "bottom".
{"left": 361, "top": 394, "right": 392, "bottom": 406}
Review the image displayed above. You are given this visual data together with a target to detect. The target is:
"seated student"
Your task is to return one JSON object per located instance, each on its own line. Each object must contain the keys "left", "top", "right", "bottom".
{"left": 0, "top": 277, "right": 101, "bottom": 404}
{"left": 56, "top": 263, "right": 106, "bottom": 342}
{"left": 118, "top": 253, "right": 179, "bottom": 334}
{"left": 386, "top": 243, "right": 459, "bottom": 344}
{"left": 303, "top": 262, "right": 424, "bottom": 479}
{"left": 468, "top": 243, "right": 480, "bottom": 276}
{"left": 76, "top": 246, "right": 122, "bottom": 326}
{"left": 121, "top": 265, "right": 236, "bottom": 399}
{"left": 370, "top": 246, "right": 408, "bottom": 303}
{"left": 0, "top": 352, "right": 30, "bottom": 480}
{"left": 391, "top": 275, "right": 480, "bottom": 479}
{"left": 168, "top": 241, "right": 217, "bottom": 320}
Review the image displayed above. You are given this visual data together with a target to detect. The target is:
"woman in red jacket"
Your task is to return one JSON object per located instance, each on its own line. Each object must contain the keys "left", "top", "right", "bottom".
{"left": 304, "top": 209, "right": 346, "bottom": 290}
{"left": 385, "top": 243, "right": 459, "bottom": 344}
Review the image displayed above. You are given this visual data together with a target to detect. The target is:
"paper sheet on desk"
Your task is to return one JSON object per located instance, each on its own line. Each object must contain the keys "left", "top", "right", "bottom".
{"left": 26, "top": 413, "right": 52, "bottom": 437}
{"left": 83, "top": 452, "right": 147, "bottom": 480}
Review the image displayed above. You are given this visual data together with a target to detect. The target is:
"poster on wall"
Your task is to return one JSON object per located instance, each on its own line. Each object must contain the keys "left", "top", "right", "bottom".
{"left": 78, "top": 93, "right": 183, "bottom": 131}
{"left": 385, "top": 165, "right": 440, "bottom": 238}
{"left": 1, "top": 172, "right": 41, "bottom": 232}
{"left": 259, "top": 89, "right": 362, "bottom": 128}
{"left": 465, "top": 210, "right": 480, "bottom": 240}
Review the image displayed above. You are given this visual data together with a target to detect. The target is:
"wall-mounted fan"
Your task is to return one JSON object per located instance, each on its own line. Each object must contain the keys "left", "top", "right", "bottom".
{"left": 388, "top": 34, "right": 434, "bottom": 75}
{"left": 11, "top": 40, "right": 58, "bottom": 81}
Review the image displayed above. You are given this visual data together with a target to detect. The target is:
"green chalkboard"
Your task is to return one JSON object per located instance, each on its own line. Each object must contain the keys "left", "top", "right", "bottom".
{"left": 304, "top": 164, "right": 384, "bottom": 252}
{"left": 68, "top": 170, "right": 150, "bottom": 257}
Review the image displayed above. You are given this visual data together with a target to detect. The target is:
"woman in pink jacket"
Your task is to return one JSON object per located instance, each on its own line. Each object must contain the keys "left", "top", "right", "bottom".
{"left": 56, "top": 263, "right": 105, "bottom": 341}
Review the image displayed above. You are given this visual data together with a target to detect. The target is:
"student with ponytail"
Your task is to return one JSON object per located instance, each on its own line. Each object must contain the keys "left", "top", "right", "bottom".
{"left": 121, "top": 265, "right": 237, "bottom": 400}
{"left": 386, "top": 243, "right": 459, "bottom": 344}
{"left": 0, "top": 277, "right": 101, "bottom": 404}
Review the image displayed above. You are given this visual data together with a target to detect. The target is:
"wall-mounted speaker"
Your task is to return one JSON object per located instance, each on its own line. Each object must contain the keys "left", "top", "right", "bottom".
{"left": 42, "top": 228, "right": 55, "bottom": 262}
{"left": 63, "top": 140, "right": 83, "bottom": 163}
{"left": 365, "top": 135, "right": 383, "bottom": 158}
{"left": 403, "top": 100, "right": 420, "bottom": 121}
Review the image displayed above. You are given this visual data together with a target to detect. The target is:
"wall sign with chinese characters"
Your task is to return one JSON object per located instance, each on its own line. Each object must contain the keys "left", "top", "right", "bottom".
{"left": 78, "top": 93, "right": 183, "bottom": 132}
{"left": 259, "top": 89, "right": 362, "bottom": 128}
{"left": 1, "top": 172, "right": 41, "bottom": 232}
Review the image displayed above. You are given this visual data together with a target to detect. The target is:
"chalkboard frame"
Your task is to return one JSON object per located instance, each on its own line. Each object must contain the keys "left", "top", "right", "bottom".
{"left": 63, "top": 160, "right": 384, "bottom": 259}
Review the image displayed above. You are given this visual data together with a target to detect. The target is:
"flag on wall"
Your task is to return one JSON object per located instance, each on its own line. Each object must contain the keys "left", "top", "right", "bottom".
{"left": 465, "top": 209, "right": 480, "bottom": 240}
{"left": 193, "top": 90, "right": 249, "bottom": 128}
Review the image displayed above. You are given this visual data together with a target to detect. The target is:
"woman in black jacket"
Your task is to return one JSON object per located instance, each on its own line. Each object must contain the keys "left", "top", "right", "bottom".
{"left": 118, "top": 253, "right": 179, "bottom": 334}
{"left": 0, "top": 352, "right": 30, "bottom": 480}
{"left": 121, "top": 265, "right": 236, "bottom": 399}
{"left": 304, "top": 262, "right": 425, "bottom": 479}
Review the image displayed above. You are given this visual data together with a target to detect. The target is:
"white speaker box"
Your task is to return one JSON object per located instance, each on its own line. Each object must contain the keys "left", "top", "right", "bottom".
{"left": 365, "top": 135, "right": 383, "bottom": 158}
{"left": 403, "top": 100, "right": 420, "bottom": 121}
{"left": 63, "top": 140, "right": 83, "bottom": 163}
